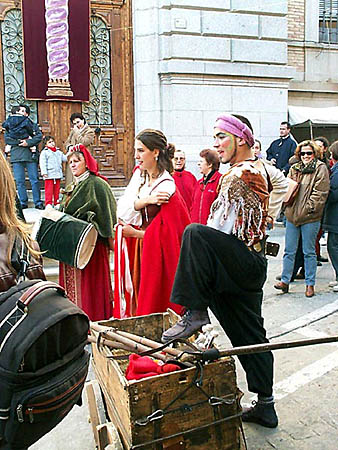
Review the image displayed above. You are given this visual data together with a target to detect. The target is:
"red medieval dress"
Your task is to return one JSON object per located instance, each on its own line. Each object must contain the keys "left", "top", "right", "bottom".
{"left": 113, "top": 178, "right": 190, "bottom": 318}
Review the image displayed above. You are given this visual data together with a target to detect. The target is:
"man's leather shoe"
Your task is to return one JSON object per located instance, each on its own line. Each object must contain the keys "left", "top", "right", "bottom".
{"left": 274, "top": 281, "right": 289, "bottom": 293}
{"left": 242, "top": 401, "right": 278, "bottom": 428}
{"left": 305, "top": 285, "right": 315, "bottom": 297}
{"left": 35, "top": 204, "right": 44, "bottom": 210}
{"left": 161, "top": 309, "right": 210, "bottom": 343}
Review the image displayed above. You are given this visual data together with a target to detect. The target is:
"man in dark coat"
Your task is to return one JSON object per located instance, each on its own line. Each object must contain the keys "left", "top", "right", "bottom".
{"left": 266, "top": 121, "right": 297, "bottom": 175}
{"left": 5, "top": 104, "right": 43, "bottom": 209}
{"left": 322, "top": 141, "right": 338, "bottom": 290}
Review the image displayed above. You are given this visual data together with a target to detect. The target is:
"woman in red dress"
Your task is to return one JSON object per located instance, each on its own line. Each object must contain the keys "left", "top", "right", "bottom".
{"left": 113, "top": 129, "right": 190, "bottom": 318}
{"left": 59, "top": 145, "right": 116, "bottom": 321}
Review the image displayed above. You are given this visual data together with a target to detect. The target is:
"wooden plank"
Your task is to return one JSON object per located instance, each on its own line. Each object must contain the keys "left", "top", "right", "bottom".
{"left": 96, "top": 369, "right": 132, "bottom": 450}
{"left": 91, "top": 341, "right": 132, "bottom": 440}
{"left": 97, "top": 422, "right": 123, "bottom": 450}
{"left": 85, "top": 380, "right": 107, "bottom": 447}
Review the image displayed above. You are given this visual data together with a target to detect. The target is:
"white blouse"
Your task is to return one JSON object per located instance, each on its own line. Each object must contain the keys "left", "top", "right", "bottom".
{"left": 117, "top": 168, "right": 176, "bottom": 227}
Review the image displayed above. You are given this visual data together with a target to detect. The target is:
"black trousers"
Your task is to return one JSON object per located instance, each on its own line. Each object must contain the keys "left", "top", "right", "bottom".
{"left": 327, "top": 232, "right": 338, "bottom": 280}
{"left": 171, "top": 224, "right": 274, "bottom": 397}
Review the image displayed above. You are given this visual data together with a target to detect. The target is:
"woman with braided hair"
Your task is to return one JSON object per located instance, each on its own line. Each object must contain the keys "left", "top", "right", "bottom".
{"left": 114, "top": 129, "right": 190, "bottom": 317}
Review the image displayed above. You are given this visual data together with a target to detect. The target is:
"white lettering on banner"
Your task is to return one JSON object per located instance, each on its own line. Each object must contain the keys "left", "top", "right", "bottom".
{"left": 45, "top": 0, "right": 74, "bottom": 97}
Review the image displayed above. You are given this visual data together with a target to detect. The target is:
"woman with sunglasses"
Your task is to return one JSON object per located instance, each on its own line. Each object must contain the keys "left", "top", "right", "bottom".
{"left": 275, "top": 140, "right": 329, "bottom": 297}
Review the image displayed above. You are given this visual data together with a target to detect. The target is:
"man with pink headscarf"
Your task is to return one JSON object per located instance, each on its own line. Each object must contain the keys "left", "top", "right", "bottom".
{"left": 162, "top": 114, "right": 278, "bottom": 429}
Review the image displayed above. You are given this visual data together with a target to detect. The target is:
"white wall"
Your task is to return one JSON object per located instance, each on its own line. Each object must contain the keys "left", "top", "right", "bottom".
{"left": 133, "top": 0, "right": 295, "bottom": 170}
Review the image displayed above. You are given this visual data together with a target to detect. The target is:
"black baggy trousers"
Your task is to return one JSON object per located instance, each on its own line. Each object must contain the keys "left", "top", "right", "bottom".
{"left": 171, "top": 224, "right": 274, "bottom": 397}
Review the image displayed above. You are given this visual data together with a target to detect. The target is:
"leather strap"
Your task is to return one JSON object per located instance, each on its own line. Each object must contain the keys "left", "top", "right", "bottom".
{"left": 0, "top": 281, "right": 65, "bottom": 354}
{"left": 19, "top": 280, "right": 65, "bottom": 306}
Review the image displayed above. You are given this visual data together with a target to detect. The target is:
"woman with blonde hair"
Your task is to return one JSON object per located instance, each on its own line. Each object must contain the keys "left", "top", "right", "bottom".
{"left": 275, "top": 140, "right": 329, "bottom": 297}
{"left": 0, "top": 151, "right": 45, "bottom": 292}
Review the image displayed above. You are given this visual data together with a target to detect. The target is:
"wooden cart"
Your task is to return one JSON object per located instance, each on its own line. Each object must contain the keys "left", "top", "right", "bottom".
{"left": 89, "top": 312, "right": 245, "bottom": 450}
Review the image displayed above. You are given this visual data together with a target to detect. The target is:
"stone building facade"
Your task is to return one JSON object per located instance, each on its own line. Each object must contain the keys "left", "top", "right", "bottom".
{"left": 288, "top": 0, "right": 338, "bottom": 109}
{"left": 132, "top": 0, "right": 295, "bottom": 170}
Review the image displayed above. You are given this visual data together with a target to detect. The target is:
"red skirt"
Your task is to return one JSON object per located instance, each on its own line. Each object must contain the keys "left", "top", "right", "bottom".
{"left": 59, "top": 239, "right": 113, "bottom": 321}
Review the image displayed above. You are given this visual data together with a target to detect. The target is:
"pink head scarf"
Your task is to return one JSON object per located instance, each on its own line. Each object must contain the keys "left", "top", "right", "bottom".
{"left": 215, "top": 115, "right": 255, "bottom": 148}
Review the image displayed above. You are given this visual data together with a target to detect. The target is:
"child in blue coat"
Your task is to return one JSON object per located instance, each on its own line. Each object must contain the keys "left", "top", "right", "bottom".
{"left": 39, "top": 135, "right": 67, "bottom": 208}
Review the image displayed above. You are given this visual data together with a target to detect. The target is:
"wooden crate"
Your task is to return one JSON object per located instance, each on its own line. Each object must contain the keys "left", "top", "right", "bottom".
{"left": 91, "top": 312, "right": 244, "bottom": 450}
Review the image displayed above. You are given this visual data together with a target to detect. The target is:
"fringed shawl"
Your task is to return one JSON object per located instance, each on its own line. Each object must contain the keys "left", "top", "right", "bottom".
{"left": 209, "top": 161, "right": 269, "bottom": 246}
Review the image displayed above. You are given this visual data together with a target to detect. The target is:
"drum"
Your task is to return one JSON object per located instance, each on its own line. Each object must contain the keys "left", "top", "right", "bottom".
{"left": 33, "top": 209, "right": 98, "bottom": 269}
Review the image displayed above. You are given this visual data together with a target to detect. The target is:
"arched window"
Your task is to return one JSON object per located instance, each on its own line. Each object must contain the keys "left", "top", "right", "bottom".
{"left": 83, "top": 16, "right": 112, "bottom": 125}
{"left": 1, "top": 9, "right": 38, "bottom": 121}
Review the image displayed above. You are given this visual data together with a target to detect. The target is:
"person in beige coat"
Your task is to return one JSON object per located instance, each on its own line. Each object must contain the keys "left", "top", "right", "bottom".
{"left": 275, "top": 140, "right": 330, "bottom": 297}
{"left": 64, "top": 112, "right": 95, "bottom": 186}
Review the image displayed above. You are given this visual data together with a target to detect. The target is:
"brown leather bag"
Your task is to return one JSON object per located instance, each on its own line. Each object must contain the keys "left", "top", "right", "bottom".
{"left": 0, "top": 232, "right": 46, "bottom": 293}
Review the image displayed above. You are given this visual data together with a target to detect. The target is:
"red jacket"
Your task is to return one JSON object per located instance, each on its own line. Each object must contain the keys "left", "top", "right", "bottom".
{"left": 190, "top": 171, "right": 222, "bottom": 224}
{"left": 172, "top": 170, "right": 197, "bottom": 212}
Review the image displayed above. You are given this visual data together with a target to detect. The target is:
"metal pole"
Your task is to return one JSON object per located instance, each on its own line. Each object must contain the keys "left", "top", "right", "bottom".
{"left": 218, "top": 335, "right": 338, "bottom": 358}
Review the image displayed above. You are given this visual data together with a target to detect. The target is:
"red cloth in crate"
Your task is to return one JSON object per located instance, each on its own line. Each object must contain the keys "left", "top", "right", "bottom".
{"left": 125, "top": 354, "right": 181, "bottom": 380}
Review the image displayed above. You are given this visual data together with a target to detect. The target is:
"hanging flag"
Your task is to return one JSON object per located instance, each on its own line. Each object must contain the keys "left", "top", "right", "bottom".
{"left": 22, "top": 0, "right": 90, "bottom": 101}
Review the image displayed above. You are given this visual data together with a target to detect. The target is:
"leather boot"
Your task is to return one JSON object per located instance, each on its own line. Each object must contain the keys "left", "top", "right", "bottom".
{"left": 161, "top": 309, "right": 210, "bottom": 343}
{"left": 305, "top": 285, "right": 315, "bottom": 297}
{"left": 274, "top": 281, "right": 289, "bottom": 293}
{"left": 242, "top": 400, "right": 278, "bottom": 428}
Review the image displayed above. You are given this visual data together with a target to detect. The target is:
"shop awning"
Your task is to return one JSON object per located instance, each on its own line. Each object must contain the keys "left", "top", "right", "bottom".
{"left": 288, "top": 105, "right": 338, "bottom": 127}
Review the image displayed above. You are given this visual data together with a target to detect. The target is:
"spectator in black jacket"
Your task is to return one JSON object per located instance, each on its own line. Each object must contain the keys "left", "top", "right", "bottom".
{"left": 4, "top": 104, "right": 43, "bottom": 210}
{"left": 322, "top": 141, "right": 338, "bottom": 290}
{"left": 266, "top": 121, "right": 297, "bottom": 175}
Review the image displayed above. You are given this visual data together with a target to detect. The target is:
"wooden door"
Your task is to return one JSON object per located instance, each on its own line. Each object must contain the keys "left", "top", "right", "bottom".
{"left": 0, "top": 0, "right": 134, "bottom": 186}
